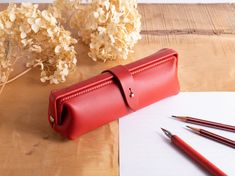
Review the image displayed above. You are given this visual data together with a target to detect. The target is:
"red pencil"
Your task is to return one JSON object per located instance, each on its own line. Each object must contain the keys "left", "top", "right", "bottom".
{"left": 187, "top": 126, "right": 235, "bottom": 148}
{"left": 161, "top": 128, "right": 227, "bottom": 176}
{"left": 172, "top": 115, "right": 235, "bottom": 132}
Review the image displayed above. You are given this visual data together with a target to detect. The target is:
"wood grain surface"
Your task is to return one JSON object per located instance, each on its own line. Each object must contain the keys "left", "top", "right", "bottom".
{"left": 1, "top": 3, "right": 235, "bottom": 176}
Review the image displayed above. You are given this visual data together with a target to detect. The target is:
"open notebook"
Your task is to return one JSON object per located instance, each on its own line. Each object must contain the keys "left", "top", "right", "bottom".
{"left": 119, "top": 92, "right": 235, "bottom": 176}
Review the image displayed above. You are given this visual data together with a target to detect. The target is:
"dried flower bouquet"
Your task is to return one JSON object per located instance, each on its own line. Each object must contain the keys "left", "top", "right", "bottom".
{"left": 53, "top": 0, "right": 142, "bottom": 62}
{"left": 0, "top": 3, "right": 77, "bottom": 93}
{"left": 0, "top": 1, "right": 142, "bottom": 93}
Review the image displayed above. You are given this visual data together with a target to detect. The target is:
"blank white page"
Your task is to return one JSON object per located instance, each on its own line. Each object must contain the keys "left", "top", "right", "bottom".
{"left": 119, "top": 92, "right": 235, "bottom": 176}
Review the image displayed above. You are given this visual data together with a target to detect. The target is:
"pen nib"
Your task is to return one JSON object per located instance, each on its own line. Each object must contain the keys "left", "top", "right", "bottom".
{"left": 161, "top": 128, "right": 173, "bottom": 138}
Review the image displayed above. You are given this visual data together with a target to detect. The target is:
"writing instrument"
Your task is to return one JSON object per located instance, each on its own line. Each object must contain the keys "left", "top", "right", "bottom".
{"left": 187, "top": 126, "right": 235, "bottom": 148}
{"left": 172, "top": 115, "right": 235, "bottom": 132}
{"left": 161, "top": 128, "right": 227, "bottom": 176}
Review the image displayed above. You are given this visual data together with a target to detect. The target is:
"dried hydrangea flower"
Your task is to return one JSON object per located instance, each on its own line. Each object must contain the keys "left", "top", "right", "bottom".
{"left": 0, "top": 3, "right": 77, "bottom": 86}
{"left": 53, "top": 0, "right": 141, "bottom": 62}
{"left": 49, "top": 0, "right": 83, "bottom": 26}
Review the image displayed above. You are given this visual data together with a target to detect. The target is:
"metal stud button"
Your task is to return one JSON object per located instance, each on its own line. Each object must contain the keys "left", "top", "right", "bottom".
{"left": 130, "top": 92, "right": 135, "bottom": 98}
{"left": 129, "top": 88, "right": 135, "bottom": 98}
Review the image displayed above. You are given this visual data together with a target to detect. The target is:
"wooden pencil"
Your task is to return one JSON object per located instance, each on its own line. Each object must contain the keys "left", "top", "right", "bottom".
{"left": 172, "top": 115, "right": 235, "bottom": 132}
{"left": 187, "top": 126, "right": 235, "bottom": 148}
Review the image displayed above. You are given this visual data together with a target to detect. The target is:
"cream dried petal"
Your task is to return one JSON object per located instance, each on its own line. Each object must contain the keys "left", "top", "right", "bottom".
{"left": 31, "top": 45, "right": 42, "bottom": 53}
{"left": 20, "top": 32, "right": 27, "bottom": 39}
{"left": 41, "top": 10, "right": 48, "bottom": 18}
{"left": 9, "top": 12, "right": 16, "bottom": 22}
{"left": 48, "top": 59, "right": 53, "bottom": 64}
{"left": 63, "top": 45, "right": 70, "bottom": 51}
{"left": 61, "top": 67, "right": 69, "bottom": 76}
{"left": 26, "top": 62, "right": 33, "bottom": 67}
{"left": 55, "top": 45, "right": 61, "bottom": 54}
{"left": 27, "top": 18, "right": 34, "bottom": 25}
{"left": 19, "top": 25, "right": 31, "bottom": 33}
{"left": 40, "top": 70, "right": 47, "bottom": 77}
{"left": 97, "top": 8, "right": 104, "bottom": 15}
{"left": 61, "top": 75, "right": 66, "bottom": 82}
{"left": 40, "top": 77, "right": 47, "bottom": 83}
{"left": 89, "top": 43, "right": 95, "bottom": 49}
{"left": 109, "top": 35, "right": 115, "bottom": 44}
{"left": 33, "top": 4, "right": 39, "bottom": 9}
{"left": 47, "top": 28, "right": 53, "bottom": 37}
{"left": 93, "top": 11, "right": 99, "bottom": 18}
{"left": 31, "top": 24, "right": 39, "bottom": 33}
{"left": 21, "top": 39, "right": 27, "bottom": 46}
{"left": 35, "top": 18, "right": 42, "bottom": 26}
{"left": 104, "top": 1, "right": 110, "bottom": 10}
{"left": 0, "top": 75, "right": 7, "bottom": 83}
{"left": 38, "top": 62, "right": 44, "bottom": 70}
{"left": 53, "top": 27, "right": 59, "bottom": 33}
{"left": 50, "top": 16, "right": 57, "bottom": 25}
{"left": 19, "top": 26, "right": 24, "bottom": 32}
{"left": 50, "top": 78, "right": 59, "bottom": 84}
{"left": 63, "top": 63, "right": 68, "bottom": 68}
{"left": 57, "top": 61, "right": 63, "bottom": 70}
{"left": 71, "top": 38, "right": 77, "bottom": 44}
{"left": 97, "top": 26, "right": 106, "bottom": 34}
{"left": 0, "top": 22, "right": 4, "bottom": 29}
{"left": 41, "top": 10, "right": 50, "bottom": 21}
{"left": 5, "top": 21, "right": 12, "bottom": 28}
{"left": 72, "top": 57, "right": 77, "bottom": 64}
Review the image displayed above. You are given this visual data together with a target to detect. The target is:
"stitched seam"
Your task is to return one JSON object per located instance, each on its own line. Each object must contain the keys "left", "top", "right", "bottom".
{"left": 131, "top": 57, "right": 173, "bottom": 75}
{"left": 59, "top": 56, "right": 175, "bottom": 105}
{"left": 60, "top": 80, "right": 113, "bottom": 103}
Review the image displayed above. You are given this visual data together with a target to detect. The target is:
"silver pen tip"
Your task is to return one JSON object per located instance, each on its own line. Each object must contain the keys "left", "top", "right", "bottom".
{"left": 161, "top": 128, "right": 173, "bottom": 138}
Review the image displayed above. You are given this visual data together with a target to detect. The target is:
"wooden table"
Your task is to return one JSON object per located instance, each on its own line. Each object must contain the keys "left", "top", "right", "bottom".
{"left": 1, "top": 3, "right": 235, "bottom": 176}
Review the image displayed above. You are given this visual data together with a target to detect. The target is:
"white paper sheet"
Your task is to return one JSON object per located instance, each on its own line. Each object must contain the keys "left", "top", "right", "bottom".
{"left": 119, "top": 92, "right": 235, "bottom": 176}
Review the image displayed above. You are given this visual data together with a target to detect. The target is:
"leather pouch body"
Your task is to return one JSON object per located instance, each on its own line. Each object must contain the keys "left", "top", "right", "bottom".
{"left": 48, "top": 48, "right": 180, "bottom": 139}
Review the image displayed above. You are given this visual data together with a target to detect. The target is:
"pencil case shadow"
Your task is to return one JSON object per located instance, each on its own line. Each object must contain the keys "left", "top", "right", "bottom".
{"left": 48, "top": 48, "right": 180, "bottom": 139}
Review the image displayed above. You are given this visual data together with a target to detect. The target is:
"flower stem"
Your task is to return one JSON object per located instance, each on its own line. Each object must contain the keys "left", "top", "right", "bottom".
{"left": 0, "top": 63, "right": 42, "bottom": 96}
{"left": 0, "top": 67, "right": 33, "bottom": 87}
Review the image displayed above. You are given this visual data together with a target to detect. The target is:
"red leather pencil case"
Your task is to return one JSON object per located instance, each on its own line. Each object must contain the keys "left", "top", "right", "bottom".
{"left": 48, "top": 48, "right": 180, "bottom": 139}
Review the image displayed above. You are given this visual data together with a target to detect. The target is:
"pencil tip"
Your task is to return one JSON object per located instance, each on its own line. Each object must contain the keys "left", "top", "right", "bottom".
{"left": 172, "top": 115, "right": 187, "bottom": 122}
{"left": 172, "top": 115, "right": 183, "bottom": 119}
{"left": 186, "top": 126, "right": 200, "bottom": 133}
{"left": 186, "top": 125, "right": 193, "bottom": 130}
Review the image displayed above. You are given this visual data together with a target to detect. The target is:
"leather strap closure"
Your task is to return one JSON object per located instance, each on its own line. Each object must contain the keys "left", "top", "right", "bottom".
{"left": 103, "top": 65, "right": 139, "bottom": 111}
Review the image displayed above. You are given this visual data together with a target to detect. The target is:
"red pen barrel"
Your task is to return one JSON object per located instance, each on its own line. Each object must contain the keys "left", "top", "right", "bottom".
{"left": 172, "top": 135, "right": 227, "bottom": 176}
